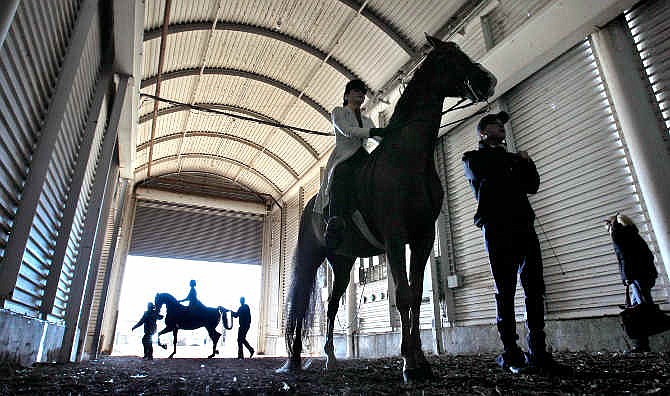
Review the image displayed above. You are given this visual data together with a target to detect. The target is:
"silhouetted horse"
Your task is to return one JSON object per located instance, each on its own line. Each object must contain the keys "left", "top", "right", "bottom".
{"left": 277, "top": 35, "right": 497, "bottom": 383}
{"left": 154, "top": 292, "right": 233, "bottom": 358}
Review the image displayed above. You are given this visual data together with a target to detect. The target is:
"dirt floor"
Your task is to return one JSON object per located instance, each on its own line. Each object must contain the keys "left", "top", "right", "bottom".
{"left": 0, "top": 352, "right": 668, "bottom": 395}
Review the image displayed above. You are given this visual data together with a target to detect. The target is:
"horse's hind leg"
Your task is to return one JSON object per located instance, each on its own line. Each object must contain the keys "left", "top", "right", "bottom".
{"left": 169, "top": 329, "right": 178, "bottom": 359}
{"left": 324, "top": 254, "right": 355, "bottom": 370}
{"left": 207, "top": 327, "right": 221, "bottom": 358}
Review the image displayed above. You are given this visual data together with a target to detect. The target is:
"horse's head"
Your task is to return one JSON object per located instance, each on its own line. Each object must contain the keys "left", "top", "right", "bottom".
{"left": 424, "top": 34, "right": 496, "bottom": 103}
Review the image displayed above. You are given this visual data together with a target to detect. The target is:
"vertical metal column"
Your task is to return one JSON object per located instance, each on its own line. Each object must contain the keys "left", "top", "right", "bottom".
{"left": 99, "top": 186, "right": 137, "bottom": 354}
{"left": 74, "top": 163, "right": 119, "bottom": 361}
{"left": 257, "top": 209, "right": 272, "bottom": 355}
{"left": 0, "top": 0, "right": 19, "bottom": 50}
{"left": 0, "top": 0, "right": 98, "bottom": 303}
{"left": 40, "top": 70, "right": 113, "bottom": 318}
{"left": 89, "top": 179, "right": 128, "bottom": 358}
{"left": 592, "top": 17, "right": 670, "bottom": 275}
{"left": 59, "top": 75, "right": 129, "bottom": 362}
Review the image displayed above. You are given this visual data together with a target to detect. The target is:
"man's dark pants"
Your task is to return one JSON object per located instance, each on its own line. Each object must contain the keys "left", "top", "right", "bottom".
{"left": 237, "top": 325, "right": 253, "bottom": 358}
{"left": 483, "top": 222, "right": 547, "bottom": 358}
{"left": 142, "top": 334, "right": 153, "bottom": 359}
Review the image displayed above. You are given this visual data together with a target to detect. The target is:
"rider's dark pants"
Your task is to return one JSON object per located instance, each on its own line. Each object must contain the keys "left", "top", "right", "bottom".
{"left": 328, "top": 148, "right": 369, "bottom": 220}
{"left": 237, "top": 325, "right": 253, "bottom": 358}
{"left": 142, "top": 333, "right": 153, "bottom": 359}
{"left": 483, "top": 222, "right": 547, "bottom": 359}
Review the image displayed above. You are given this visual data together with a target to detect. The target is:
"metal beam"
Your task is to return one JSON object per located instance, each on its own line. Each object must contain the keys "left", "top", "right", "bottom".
{"left": 60, "top": 75, "right": 129, "bottom": 362}
{"left": 40, "top": 69, "right": 114, "bottom": 318}
{"left": 140, "top": 67, "right": 331, "bottom": 120}
{"left": 144, "top": 21, "right": 360, "bottom": 83}
{"left": 0, "top": 0, "right": 99, "bottom": 303}
{"left": 138, "top": 103, "right": 319, "bottom": 159}
{"left": 136, "top": 131, "right": 299, "bottom": 179}
{"left": 147, "top": 0, "right": 171, "bottom": 178}
{"left": 336, "top": 0, "right": 415, "bottom": 55}
{"left": 135, "top": 153, "right": 283, "bottom": 195}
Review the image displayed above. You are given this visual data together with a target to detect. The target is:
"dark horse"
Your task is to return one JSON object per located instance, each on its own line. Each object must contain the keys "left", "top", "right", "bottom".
{"left": 277, "top": 35, "right": 497, "bottom": 382}
{"left": 154, "top": 293, "right": 233, "bottom": 358}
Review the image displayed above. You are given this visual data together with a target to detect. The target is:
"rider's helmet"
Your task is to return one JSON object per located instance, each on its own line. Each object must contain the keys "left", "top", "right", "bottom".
{"left": 189, "top": 279, "right": 196, "bottom": 287}
{"left": 343, "top": 79, "right": 367, "bottom": 105}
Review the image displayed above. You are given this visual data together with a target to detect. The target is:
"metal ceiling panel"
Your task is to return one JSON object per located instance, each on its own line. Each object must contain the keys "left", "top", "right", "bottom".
{"left": 367, "top": 0, "right": 467, "bottom": 49}
{"left": 143, "top": 31, "right": 206, "bottom": 78}
{"left": 137, "top": 110, "right": 188, "bottom": 145}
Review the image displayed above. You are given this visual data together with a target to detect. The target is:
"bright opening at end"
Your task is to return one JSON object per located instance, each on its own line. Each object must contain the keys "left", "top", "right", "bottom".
{"left": 113, "top": 256, "right": 261, "bottom": 358}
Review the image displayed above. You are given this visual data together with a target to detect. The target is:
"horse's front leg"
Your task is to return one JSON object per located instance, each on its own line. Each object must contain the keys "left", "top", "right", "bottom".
{"left": 157, "top": 327, "right": 171, "bottom": 349}
{"left": 324, "top": 256, "right": 355, "bottom": 370}
{"left": 385, "top": 238, "right": 414, "bottom": 383}
{"left": 168, "top": 329, "right": 178, "bottom": 359}
{"left": 408, "top": 236, "right": 436, "bottom": 379}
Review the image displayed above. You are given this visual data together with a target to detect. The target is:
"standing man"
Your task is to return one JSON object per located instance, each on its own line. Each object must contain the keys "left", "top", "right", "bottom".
{"left": 462, "top": 112, "right": 568, "bottom": 374}
{"left": 232, "top": 296, "right": 254, "bottom": 359}
{"left": 132, "top": 302, "right": 163, "bottom": 360}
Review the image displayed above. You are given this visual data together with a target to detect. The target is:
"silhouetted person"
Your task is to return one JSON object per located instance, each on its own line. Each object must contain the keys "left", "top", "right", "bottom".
{"left": 179, "top": 279, "right": 205, "bottom": 311}
{"left": 232, "top": 296, "right": 254, "bottom": 358}
{"left": 132, "top": 302, "right": 163, "bottom": 360}
{"left": 606, "top": 213, "right": 658, "bottom": 353}
{"left": 463, "top": 112, "right": 569, "bottom": 375}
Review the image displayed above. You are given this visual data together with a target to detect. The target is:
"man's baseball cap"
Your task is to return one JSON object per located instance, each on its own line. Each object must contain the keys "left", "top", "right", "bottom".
{"left": 477, "top": 111, "right": 510, "bottom": 132}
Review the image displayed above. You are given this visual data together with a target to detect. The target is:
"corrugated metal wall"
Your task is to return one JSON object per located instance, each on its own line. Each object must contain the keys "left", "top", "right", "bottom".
{"left": 13, "top": 4, "right": 102, "bottom": 316}
{"left": 625, "top": 0, "right": 670, "bottom": 149}
{"left": 85, "top": 174, "right": 126, "bottom": 355}
{"left": 280, "top": 193, "right": 301, "bottom": 331}
{"left": 0, "top": 0, "right": 79, "bottom": 265}
{"left": 129, "top": 200, "right": 264, "bottom": 264}
{"left": 505, "top": 39, "right": 667, "bottom": 318}
{"left": 485, "top": 0, "right": 553, "bottom": 48}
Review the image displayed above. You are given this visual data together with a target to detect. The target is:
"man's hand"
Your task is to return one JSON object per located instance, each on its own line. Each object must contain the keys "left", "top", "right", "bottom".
{"left": 517, "top": 150, "right": 530, "bottom": 160}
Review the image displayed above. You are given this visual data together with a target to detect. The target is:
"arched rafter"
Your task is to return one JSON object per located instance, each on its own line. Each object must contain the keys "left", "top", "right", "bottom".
{"left": 336, "top": 0, "right": 415, "bottom": 55}
{"left": 138, "top": 103, "right": 320, "bottom": 159}
{"left": 144, "top": 22, "right": 363, "bottom": 82}
{"left": 136, "top": 130, "right": 299, "bottom": 179}
{"left": 136, "top": 153, "right": 283, "bottom": 195}
{"left": 141, "top": 67, "right": 330, "bottom": 120}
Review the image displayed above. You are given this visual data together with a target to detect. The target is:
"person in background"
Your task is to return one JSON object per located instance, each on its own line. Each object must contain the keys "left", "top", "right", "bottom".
{"left": 232, "top": 296, "right": 254, "bottom": 359}
{"left": 463, "top": 111, "right": 569, "bottom": 375}
{"left": 131, "top": 302, "right": 163, "bottom": 360}
{"left": 606, "top": 213, "right": 658, "bottom": 353}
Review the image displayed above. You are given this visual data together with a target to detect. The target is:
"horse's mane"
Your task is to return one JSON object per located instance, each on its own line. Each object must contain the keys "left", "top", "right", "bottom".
{"left": 387, "top": 53, "right": 441, "bottom": 128}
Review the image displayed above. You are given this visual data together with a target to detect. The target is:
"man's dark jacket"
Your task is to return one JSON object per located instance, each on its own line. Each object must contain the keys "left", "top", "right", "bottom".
{"left": 610, "top": 222, "right": 657, "bottom": 284}
{"left": 233, "top": 304, "right": 251, "bottom": 328}
{"left": 462, "top": 143, "right": 540, "bottom": 228}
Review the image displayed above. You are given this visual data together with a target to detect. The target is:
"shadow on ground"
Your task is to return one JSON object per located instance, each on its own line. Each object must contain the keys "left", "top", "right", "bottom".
{"left": 0, "top": 352, "right": 668, "bottom": 395}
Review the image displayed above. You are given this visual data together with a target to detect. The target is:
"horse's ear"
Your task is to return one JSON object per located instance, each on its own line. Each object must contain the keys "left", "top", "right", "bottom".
{"left": 425, "top": 33, "right": 442, "bottom": 48}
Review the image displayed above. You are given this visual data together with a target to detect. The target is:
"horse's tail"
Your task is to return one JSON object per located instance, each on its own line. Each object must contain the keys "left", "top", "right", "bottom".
{"left": 284, "top": 200, "right": 323, "bottom": 358}
{"left": 218, "top": 306, "right": 233, "bottom": 330}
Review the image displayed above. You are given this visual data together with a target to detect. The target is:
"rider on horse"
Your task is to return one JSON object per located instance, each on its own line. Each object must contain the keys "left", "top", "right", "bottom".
{"left": 314, "top": 79, "right": 391, "bottom": 249}
{"left": 179, "top": 279, "right": 206, "bottom": 312}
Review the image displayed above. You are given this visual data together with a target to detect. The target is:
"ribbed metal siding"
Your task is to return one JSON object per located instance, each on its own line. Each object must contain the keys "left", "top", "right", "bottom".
{"left": 505, "top": 40, "right": 666, "bottom": 319}
{"left": 0, "top": 1, "right": 79, "bottom": 261}
{"left": 11, "top": 1, "right": 101, "bottom": 316}
{"left": 51, "top": 93, "right": 108, "bottom": 320}
{"left": 280, "top": 194, "right": 300, "bottom": 330}
{"left": 486, "top": 0, "right": 553, "bottom": 47}
{"left": 129, "top": 200, "right": 263, "bottom": 264}
{"left": 269, "top": 207, "right": 282, "bottom": 331}
{"left": 441, "top": 118, "right": 495, "bottom": 326}
{"left": 86, "top": 172, "right": 124, "bottom": 351}
{"left": 625, "top": 0, "right": 670, "bottom": 142}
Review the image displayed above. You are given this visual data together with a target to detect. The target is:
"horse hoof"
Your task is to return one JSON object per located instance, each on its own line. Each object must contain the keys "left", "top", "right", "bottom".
{"left": 275, "top": 359, "right": 301, "bottom": 373}
{"left": 159, "top": 344, "right": 167, "bottom": 350}
{"left": 402, "top": 367, "right": 433, "bottom": 384}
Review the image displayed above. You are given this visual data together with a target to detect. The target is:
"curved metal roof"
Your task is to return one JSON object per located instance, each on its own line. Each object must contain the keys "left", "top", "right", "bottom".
{"left": 137, "top": 0, "right": 473, "bottom": 200}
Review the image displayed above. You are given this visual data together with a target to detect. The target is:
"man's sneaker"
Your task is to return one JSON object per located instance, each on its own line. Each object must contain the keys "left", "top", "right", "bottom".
{"left": 249, "top": 348, "right": 255, "bottom": 359}
{"left": 495, "top": 350, "right": 527, "bottom": 374}
{"left": 525, "top": 352, "right": 573, "bottom": 376}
